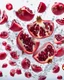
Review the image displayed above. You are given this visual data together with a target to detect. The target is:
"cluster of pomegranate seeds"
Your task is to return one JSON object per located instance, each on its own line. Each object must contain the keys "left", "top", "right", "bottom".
{"left": 6, "top": 3, "right": 13, "bottom": 10}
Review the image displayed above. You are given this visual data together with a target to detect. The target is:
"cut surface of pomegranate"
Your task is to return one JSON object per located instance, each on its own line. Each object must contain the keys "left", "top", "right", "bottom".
{"left": 33, "top": 42, "right": 55, "bottom": 64}
{"left": 9, "top": 19, "right": 23, "bottom": 32}
{"left": 37, "top": 2, "right": 46, "bottom": 13}
{"left": 17, "top": 31, "right": 39, "bottom": 54}
{"left": 52, "top": 2, "right": 64, "bottom": 15}
{"left": 31, "top": 64, "right": 42, "bottom": 73}
{"left": 16, "top": 6, "right": 34, "bottom": 21}
{"left": 56, "top": 18, "right": 64, "bottom": 25}
{"left": 21, "top": 58, "right": 30, "bottom": 69}
{"left": 27, "top": 16, "right": 54, "bottom": 39}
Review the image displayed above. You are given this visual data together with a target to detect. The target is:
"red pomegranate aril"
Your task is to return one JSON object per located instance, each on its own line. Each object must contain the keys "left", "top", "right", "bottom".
{"left": 37, "top": 2, "right": 46, "bottom": 13}
{"left": 21, "top": 58, "right": 30, "bottom": 69}
{"left": 52, "top": 65, "right": 60, "bottom": 73}
{"left": 5, "top": 44, "right": 11, "bottom": 51}
{"left": 31, "top": 64, "right": 42, "bottom": 73}
{"left": 56, "top": 18, "right": 64, "bottom": 25}
{"left": 10, "top": 69, "right": 15, "bottom": 77}
{"left": 55, "top": 34, "right": 62, "bottom": 41}
{"left": 57, "top": 75, "right": 62, "bottom": 79}
{"left": 16, "top": 68, "right": 22, "bottom": 75}
{"left": 10, "top": 51, "right": 19, "bottom": 59}
{"left": 2, "top": 63, "right": 8, "bottom": 68}
{"left": 38, "top": 75, "right": 46, "bottom": 80}
{"left": 9, "top": 60, "right": 16, "bottom": 66}
{"left": 2, "top": 41, "right": 7, "bottom": 46}
{"left": 0, "top": 31, "right": 9, "bottom": 39}
{"left": 0, "top": 52, "right": 7, "bottom": 60}
{"left": 25, "top": 72, "right": 32, "bottom": 78}
{"left": 62, "top": 64, "right": 64, "bottom": 70}
{"left": 0, "top": 71, "right": 3, "bottom": 77}
{"left": 6, "top": 3, "right": 13, "bottom": 10}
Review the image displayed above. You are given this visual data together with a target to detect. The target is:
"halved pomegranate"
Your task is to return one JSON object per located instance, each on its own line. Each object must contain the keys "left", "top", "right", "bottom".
{"left": 0, "top": 10, "right": 8, "bottom": 24}
{"left": 16, "top": 6, "right": 34, "bottom": 21}
{"left": 27, "top": 16, "right": 54, "bottom": 39}
{"left": 55, "top": 47, "right": 64, "bottom": 57}
{"left": 31, "top": 64, "right": 42, "bottom": 73}
{"left": 33, "top": 42, "right": 55, "bottom": 64}
{"left": 52, "top": 2, "right": 64, "bottom": 15}
{"left": 17, "top": 31, "right": 39, "bottom": 54}
{"left": 9, "top": 19, "right": 23, "bottom": 32}
{"left": 54, "top": 34, "right": 64, "bottom": 44}
{"left": 56, "top": 18, "right": 64, "bottom": 25}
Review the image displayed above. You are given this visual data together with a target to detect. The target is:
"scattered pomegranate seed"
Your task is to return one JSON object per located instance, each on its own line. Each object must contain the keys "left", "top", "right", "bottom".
{"left": 57, "top": 75, "right": 62, "bottom": 79}
{"left": 0, "top": 31, "right": 9, "bottom": 39}
{"left": 25, "top": 72, "right": 32, "bottom": 78}
{"left": 0, "top": 52, "right": 7, "bottom": 60}
{"left": 2, "top": 41, "right": 7, "bottom": 46}
{"left": 9, "top": 60, "right": 17, "bottom": 66}
{"left": 62, "top": 64, "right": 64, "bottom": 70}
{"left": 0, "top": 71, "right": 3, "bottom": 77}
{"left": 2, "top": 63, "right": 8, "bottom": 68}
{"left": 5, "top": 44, "right": 11, "bottom": 51}
{"left": 16, "top": 68, "right": 22, "bottom": 75}
{"left": 52, "top": 65, "right": 60, "bottom": 73}
{"left": 6, "top": 3, "right": 13, "bottom": 10}
{"left": 10, "top": 69, "right": 15, "bottom": 77}
{"left": 21, "top": 58, "right": 30, "bottom": 69}
{"left": 38, "top": 75, "right": 46, "bottom": 80}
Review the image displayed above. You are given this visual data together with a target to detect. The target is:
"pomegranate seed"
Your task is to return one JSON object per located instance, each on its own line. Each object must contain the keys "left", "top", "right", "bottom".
{"left": 55, "top": 34, "right": 62, "bottom": 41}
{"left": 5, "top": 44, "right": 11, "bottom": 51}
{"left": 57, "top": 75, "right": 62, "bottom": 79}
{"left": 0, "top": 52, "right": 7, "bottom": 60}
{"left": 9, "top": 60, "right": 16, "bottom": 66}
{"left": 2, "top": 63, "right": 8, "bottom": 68}
{"left": 52, "top": 65, "right": 60, "bottom": 73}
{"left": 38, "top": 75, "right": 46, "bottom": 80}
{"left": 21, "top": 58, "right": 30, "bottom": 69}
{"left": 6, "top": 3, "right": 13, "bottom": 10}
{"left": 2, "top": 41, "right": 7, "bottom": 46}
{"left": 62, "top": 64, "right": 64, "bottom": 70}
{"left": 0, "top": 71, "right": 3, "bottom": 77}
{"left": 25, "top": 72, "right": 32, "bottom": 78}
{"left": 10, "top": 69, "right": 15, "bottom": 77}
{"left": 10, "top": 51, "right": 19, "bottom": 59}
{"left": 16, "top": 68, "right": 22, "bottom": 75}
{"left": 0, "top": 31, "right": 9, "bottom": 39}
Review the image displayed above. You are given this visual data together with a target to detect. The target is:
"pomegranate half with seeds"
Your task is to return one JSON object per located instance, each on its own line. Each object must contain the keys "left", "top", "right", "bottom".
{"left": 17, "top": 31, "right": 40, "bottom": 54}
{"left": 16, "top": 6, "right": 34, "bottom": 21}
{"left": 27, "top": 16, "right": 54, "bottom": 39}
{"left": 33, "top": 42, "right": 55, "bottom": 64}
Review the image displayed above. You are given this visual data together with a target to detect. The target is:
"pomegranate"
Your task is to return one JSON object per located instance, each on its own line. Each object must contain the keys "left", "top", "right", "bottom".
{"left": 0, "top": 71, "right": 3, "bottom": 77}
{"left": 0, "top": 52, "right": 7, "bottom": 60}
{"left": 16, "top": 68, "right": 22, "bottom": 75}
{"left": 17, "top": 31, "right": 39, "bottom": 54}
{"left": 52, "top": 65, "right": 60, "bottom": 73}
{"left": 25, "top": 72, "right": 32, "bottom": 78}
{"left": 54, "top": 34, "right": 64, "bottom": 44}
{"left": 57, "top": 75, "right": 63, "bottom": 79}
{"left": 38, "top": 75, "right": 46, "bottom": 80}
{"left": 37, "top": 2, "right": 46, "bottom": 13}
{"left": 31, "top": 64, "right": 42, "bottom": 73}
{"left": 9, "top": 60, "right": 17, "bottom": 66}
{"left": 6, "top": 3, "right": 13, "bottom": 10}
{"left": 56, "top": 18, "right": 64, "bottom": 25}
{"left": 0, "top": 10, "right": 8, "bottom": 24}
{"left": 10, "top": 69, "right": 15, "bottom": 77}
{"left": 27, "top": 16, "right": 54, "bottom": 39}
{"left": 21, "top": 58, "right": 30, "bottom": 69}
{"left": 33, "top": 42, "right": 55, "bottom": 64}
{"left": 55, "top": 47, "right": 64, "bottom": 57}
{"left": 52, "top": 2, "right": 64, "bottom": 15}
{"left": 2, "top": 63, "right": 8, "bottom": 68}
{"left": 16, "top": 6, "right": 34, "bottom": 21}
{"left": 10, "top": 51, "right": 19, "bottom": 59}
{"left": 9, "top": 19, "right": 23, "bottom": 32}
